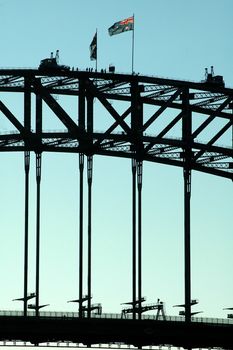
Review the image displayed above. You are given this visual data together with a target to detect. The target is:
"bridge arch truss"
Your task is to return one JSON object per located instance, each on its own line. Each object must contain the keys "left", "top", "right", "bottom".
{"left": 0, "top": 69, "right": 232, "bottom": 179}
{"left": 0, "top": 69, "right": 232, "bottom": 348}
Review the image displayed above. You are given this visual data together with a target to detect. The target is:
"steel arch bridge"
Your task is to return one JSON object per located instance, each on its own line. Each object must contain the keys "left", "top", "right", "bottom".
{"left": 0, "top": 69, "right": 232, "bottom": 349}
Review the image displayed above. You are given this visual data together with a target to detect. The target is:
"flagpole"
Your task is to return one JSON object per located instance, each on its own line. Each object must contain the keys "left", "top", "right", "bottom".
{"left": 132, "top": 14, "right": 135, "bottom": 74}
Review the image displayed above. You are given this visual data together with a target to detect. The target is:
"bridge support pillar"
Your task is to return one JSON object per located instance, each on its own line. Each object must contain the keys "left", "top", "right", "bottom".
{"left": 184, "top": 167, "right": 191, "bottom": 323}
{"left": 78, "top": 79, "right": 86, "bottom": 318}
{"left": 131, "top": 81, "right": 144, "bottom": 320}
{"left": 87, "top": 94, "right": 94, "bottom": 318}
{"left": 23, "top": 151, "right": 30, "bottom": 316}
{"left": 87, "top": 155, "right": 93, "bottom": 318}
{"left": 132, "top": 159, "right": 137, "bottom": 319}
{"left": 79, "top": 153, "right": 84, "bottom": 318}
{"left": 182, "top": 88, "right": 192, "bottom": 323}
{"left": 23, "top": 77, "right": 31, "bottom": 317}
{"left": 137, "top": 160, "right": 143, "bottom": 320}
{"left": 131, "top": 159, "right": 143, "bottom": 320}
{"left": 35, "top": 153, "right": 42, "bottom": 317}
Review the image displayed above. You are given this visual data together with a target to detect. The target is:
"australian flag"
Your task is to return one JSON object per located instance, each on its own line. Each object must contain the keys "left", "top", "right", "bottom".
{"left": 108, "top": 16, "right": 134, "bottom": 36}
{"left": 90, "top": 32, "right": 97, "bottom": 60}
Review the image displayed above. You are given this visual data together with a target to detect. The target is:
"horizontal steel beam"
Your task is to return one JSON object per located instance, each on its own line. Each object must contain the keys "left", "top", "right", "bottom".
{"left": 0, "top": 315, "right": 233, "bottom": 349}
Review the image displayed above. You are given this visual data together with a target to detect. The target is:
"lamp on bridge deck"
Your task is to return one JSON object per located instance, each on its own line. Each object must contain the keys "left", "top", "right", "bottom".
{"left": 223, "top": 307, "right": 233, "bottom": 318}
{"left": 27, "top": 303, "right": 49, "bottom": 312}
{"left": 67, "top": 295, "right": 92, "bottom": 304}
{"left": 174, "top": 299, "right": 203, "bottom": 317}
{"left": 13, "top": 292, "right": 36, "bottom": 302}
{"left": 67, "top": 295, "right": 102, "bottom": 317}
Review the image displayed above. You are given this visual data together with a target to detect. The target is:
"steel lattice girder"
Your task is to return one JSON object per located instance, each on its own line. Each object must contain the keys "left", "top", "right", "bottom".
{"left": 0, "top": 69, "right": 232, "bottom": 179}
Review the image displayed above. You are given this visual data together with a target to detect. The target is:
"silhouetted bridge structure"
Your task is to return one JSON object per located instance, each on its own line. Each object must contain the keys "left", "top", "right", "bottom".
{"left": 0, "top": 311, "right": 233, "bottom": 349}
{"left": 0, "top": 68, "right": 232, "bottom": 349}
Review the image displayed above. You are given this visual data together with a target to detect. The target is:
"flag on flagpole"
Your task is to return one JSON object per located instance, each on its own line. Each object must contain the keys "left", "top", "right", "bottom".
{"left": 90, "top": 32, "right": 97, "bottom": 60}
{"left": 108, "top": 16, "right": 134, "bottom": 36}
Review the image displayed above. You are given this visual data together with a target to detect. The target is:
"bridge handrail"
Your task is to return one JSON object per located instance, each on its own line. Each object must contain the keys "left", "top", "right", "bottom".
{"left": 0, "top": 67, "right": 232, "bottom": 89}
{"left": 0, "top": 310, "right": 232, "bottom": 325}
{"left": 0, "top": 130, "right": 231, "bottom": 152}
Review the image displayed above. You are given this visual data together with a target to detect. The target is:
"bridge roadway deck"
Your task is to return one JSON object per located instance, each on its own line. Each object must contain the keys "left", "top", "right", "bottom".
{"left": 0, "top": 312, "right": 232, "bottom": 349}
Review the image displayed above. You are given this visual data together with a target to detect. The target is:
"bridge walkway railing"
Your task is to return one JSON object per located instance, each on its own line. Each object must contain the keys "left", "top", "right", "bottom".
{"left": 0, "top": 310, "right": 232, "bottom": 325}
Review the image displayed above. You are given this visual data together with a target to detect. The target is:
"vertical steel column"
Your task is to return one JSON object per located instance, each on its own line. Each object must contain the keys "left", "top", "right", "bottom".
{"left": 79, "top": 153, "right": 84, "bottom": 318}
{"left": 35, "top": 90, "right": 43, "bottom": 318}
{"left": 36, "top": 95, "right": 42, "bottom": 135}
{"left": 24, "top": 77, "right": 31, "bottom": 316}
{"left": 182, "top": 89, "right": 192, "bottom": 323}
{"left": 24, "top": 151, "right": 30, "bottom": 316}
{"left": 184, "top": 167, "right": 191, "bottom": 323}
{"left": 87, "top": 155, "right": 93, "bottom": 317}
{"left": 35, "top": 153, "right": 42, "bottom": 317}
{"left": 137, "top": 160, "right": 143, "bottom": 320}
{"left": 78, "top": 79, "right": 85, "bottom": 318}
{"left": 131, "top": 81, "right": 143, "bottom": 320}
{"left": 87, "top": 94, "right": 93, "bottom": 318}
{"left": 132, "top": 158, "right": 137, "bottom": 319}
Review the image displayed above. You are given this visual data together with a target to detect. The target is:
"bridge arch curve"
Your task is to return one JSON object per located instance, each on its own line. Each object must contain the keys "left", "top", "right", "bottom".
{"left": 0, "top": 69, "right": 232, "bottom": 179}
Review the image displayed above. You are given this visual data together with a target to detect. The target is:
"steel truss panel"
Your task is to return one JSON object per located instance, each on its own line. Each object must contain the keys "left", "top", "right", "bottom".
{"left": 0, "top": 69, "right": 232, "bottom": 179}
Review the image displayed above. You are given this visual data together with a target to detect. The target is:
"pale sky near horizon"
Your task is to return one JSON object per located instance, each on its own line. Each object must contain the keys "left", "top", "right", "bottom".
{"left": 0, "top": 0, "right": 232, "bottom": 330}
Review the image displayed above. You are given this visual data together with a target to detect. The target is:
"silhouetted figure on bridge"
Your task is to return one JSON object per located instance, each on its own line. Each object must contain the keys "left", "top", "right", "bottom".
{"left": 121, "top": 298, "right": 166, "bottom": 320}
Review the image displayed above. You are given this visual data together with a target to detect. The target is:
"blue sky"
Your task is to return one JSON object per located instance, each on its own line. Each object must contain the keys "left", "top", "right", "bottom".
{"left": 0, "top": 0, "right": 232, "bottom": 325}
